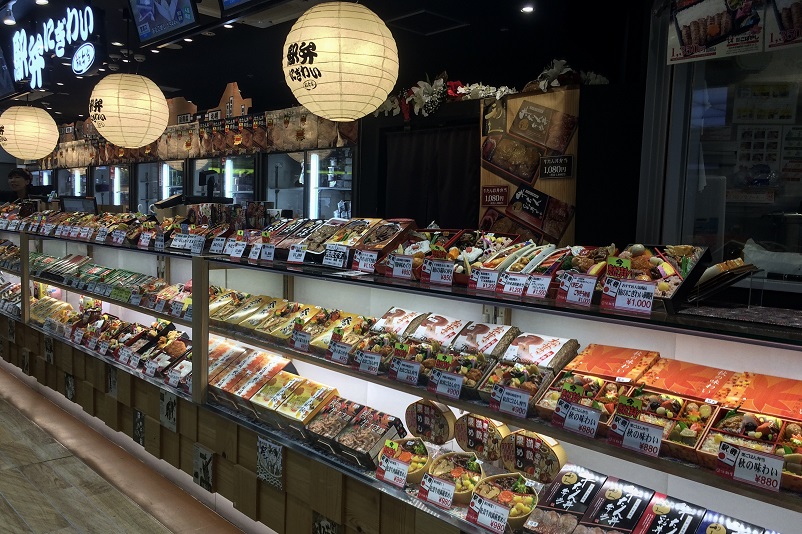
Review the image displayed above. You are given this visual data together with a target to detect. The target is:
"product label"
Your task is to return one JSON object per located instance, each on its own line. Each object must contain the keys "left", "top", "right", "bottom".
{"left": 327, "top": 341, "right": 351, "bottom": 365}
{"left": 466, "top": 494, "right": 510, "bottom": 534}
{"left": 489, "top": 384, "right": 529, "bottom": 418}
{"left": 376, "top": 445, "right": 408, "bottom": 488}
{"left": 389, "top": 254, "right": 414, "bottom": 279}
{"left": 86, "top": 336, "right": 98, "bottom": 351}
{"left": 524, "top": 274, "right": 551, "bottom": 298}
{"left": 170, "top": 234, "right": 189, "bottom": 249}
{"left": 496, "top": 272, "right": 529, "bottom": 296}
{"left": 69, "top": 225, "right": 79, "bottom": 238}
{"left": 167, "top": 369, "right": 182, "bottom": 387}
{"left": 261, "top": 244, "right": 276, "bottom": 261}
{"left": 209, "top": 237, "right": 227, "bottom": 254}
{"left": 44, "top": 223, "right": 56, "bottom": 236}
{"left": 388, "top": 358, "right": 421, "bottom": 385}
{"left": 184, "top": 305, "right": 193, "bottom": 322}
{"left": 128, "top": 353, "right": 142, "bottom": 369}
{"left": 189, "top": 235, "right": 205, "bottom": 255}
{"left": 716, "top": 441, "right": 782, "bottom": 492}
{"left": 129, "top": 293, "right": 142, "bottom": 306}
{"left": 98, "top": 340, "right": 110, "bottom": 355}
{"left": 418, "top": 473, "right": 455, "bottom": 509}
{"left": 137, "top": 232, "right": 152, "bottom": 248}
{"left": 607, "top": 414, "right": 662, "bottom": 457}
{"left": 469, "top": 268, "right": 500, "bottom": 291}
{"left": 352, "top": 250, "right": 378, "bottom": 273}
{"left": 248, "top": 243, "right": 263, "bottom": 262}
{"left": 421, "top": 258, "right": 454, "bottom": 286}
{"left": 601, "top": 277, "right": 655, "bottom": 315}
{"left": 355, "top": 350, "right": 381, "bottom": 375}
{"left": 43, "top": 318, "right": 58, "bottom": 334}
{"left": 557, "top": 273, "right": 595, "bottom": 307}
{"left": 170, "top": 301, "right": 184, "bottom": 317}
{"left": 144, "top": 360, "right": 159, "bottom": 377}
{"left": 222, "top": 238, "right": 237, "bottom": 256}
{"left": 428, "top": 369, "right": 463, "bottom": 399}
{"left": 552, "top": 398, "right": 600, "bottom": 438}
{"left": 288, "top": 244, "right": 308, "bottom": 264}
{"left": 229, "top": 240, "right": 247, "bottom": 258}
{"left": 290, "top": 330, "right": 311, "bottom": 352}
{"left": 154, "top": 300, "right": 166, "bottom": 313}
{"left": 94, "top": 226, "right": 108, "bottom": 242}
{"left": 118, "top": 346, "right": 133, "bottom": 366}
{"left": 73, "top": 328, "right": 84, "bottom": 345}
{"left": 79, "top": 226, "right": 92, "bottom": 240}
{"left": 111, "top": 230, "right": 126, "bottom": 245}
{"left": 323, "top": 244, "right": 349, "bottom": 268}
{"left": 154, "top": 233, "right": 165, "bottom": 252}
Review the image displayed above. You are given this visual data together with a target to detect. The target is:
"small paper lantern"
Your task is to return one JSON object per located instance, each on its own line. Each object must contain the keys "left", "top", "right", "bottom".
{"left": 89, "top": 73, "right": 168, "bottom": 148}
{"left": 0, "top": 106, "right": 59, "bottom": 161}
{"left": 282, "top": 2, "right": 398, "bottom": 121}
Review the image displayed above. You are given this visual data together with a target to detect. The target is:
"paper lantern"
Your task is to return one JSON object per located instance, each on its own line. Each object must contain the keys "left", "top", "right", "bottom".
{"left": 89, "top": 73, "right": 168, "bottom": 148}
{"left": 0, "top": 106, "right": 59, "bottom": 161}
{"left": 282, "top": 2, "right": 398, "bottom": 121}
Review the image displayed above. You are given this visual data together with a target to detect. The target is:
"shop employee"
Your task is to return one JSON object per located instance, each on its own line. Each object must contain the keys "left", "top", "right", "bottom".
{"left": 0, "top": 168, "right": 51, "bottom": 202}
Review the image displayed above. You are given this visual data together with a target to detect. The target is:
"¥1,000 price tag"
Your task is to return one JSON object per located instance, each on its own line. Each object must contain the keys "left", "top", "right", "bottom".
{"left": 288, "top": 244, "right": 308, "bottom": 264}
{"left": 607, "top": 414, "right": 662, "bottom": 457}
{"left": 715, "top": 441, "right": 782, "bottom": 492}
{"left": 466, "top": 494, "right": 510, "bottom": 534}
{"left": 614, "top": 280, "right": 655, "bottom": 314}
{"left": 418, "top": 473, "right": 455, "bottom": 509}
{"left": 552, "top": 398, "right": 600, "bottom": 438}
{"left": 428, "top": 369, "right": 463, "bottom": 400}
{"left": 261, "top": 244, "right": 276, "bottom": 261}
{"left": 355, "top": 350, "right": 381, "bottom": 375}
{"left": 209, "top": 237, "right": 227, "bottom": 254}
{"left": 376, "top": 450, "right": 408, "bottom": 488}
{"left": 327, "top": 341, "right": 351, "bottom": 365}
{"left": 323, "top": 244, "right": 349, "bottom": 268}
{"left": 489, "top": 384, "right": 530, "bottom": 418}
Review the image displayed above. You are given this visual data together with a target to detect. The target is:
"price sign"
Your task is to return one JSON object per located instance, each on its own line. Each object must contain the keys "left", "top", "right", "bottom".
{"left": 418, "top": 473, "right": 455, "bottom": 509}
{"left": 136, "top": 232, "right": 153, "bottom": 248}
{"left": 715, "top": 441, "right": 782, "bottom": 492}
{"left": 558, "top": 273, "right": 596, "bottom": 307}
{"left": 7, "top": 220, "right": 20, "bottom": 232}
{"left": 222, "top": 238, "right": 237, "bottom": 256}
{"left": 323, "top": 244, "right": 349, "bottom": 268}
{"left": 428, "top": 369, "right": 464, "bottom": 400}
{"left": 352, "top": 250, "right": 378, "bottom": 273}
{"left": 552, "top": 398, "right": 601, "bottom": 438}
{"left": 170, "top": 301, "right": 185, "bottom": 317}
{"left": 209, "top": 237, "right": 227, "bottom": 254}
{"left": 129, "top": 293, "right": 142, "bottom": 306}
{"left": 290, "top": 330, "right": 311, "bottom": 352}
{"left": 389, "top": 254, "right": 414, "bottom": 279}
{"left": 154, "top": 300, "right": 166, "bottom": 313}
{"left": 69, "top": 226, "right": 80, "bottom": 238}
{"left": 43, "top": 318, "right": 58, "bottom": 334}
{"left": 79, "top": 227, "right": 92, "bottom": 240}
{"left": 388, "top": 358, "right": 421, "bottom": 385}
{"left": 607, "top": 415, "right": 663, "bottom": 457}
{"left": 524, "top": 274, "right": 551, "bottom": 299}
{"left": 327, "top": 341, "right": 351, "bottom": 365}
{"left": 261, "top": 244, "right": 276, "bottom": 262}
{"left": 490, "top": 384, "right": 530, "bottom": 418}
{"left": 44, "top": 223, "right": 56, "bottom": 236}
{"left": 376, "top": 447, "right": 408, "bottom": 488}
{"left": 496, "top": 272, "right": 529, "bottom": 296}
{"left": 612, "top": 280, "right": 655, "bottom": 314}
{"left": 466, "top": 494, "right": 510, "bottom": 534}
{"left": 355, "top": 350, "right": 381, "bottom": 375}
{"left": 93, "top": 227, "right": 108, "bottom": 243}
{"left": 229, "top": 240, "right": 247, "bottom": 258}
{"left": 144, "top": 360, "right": 159, "bottom": 377}
{"left": 184, "top": 305, "right": 193, "bottom": 322}
{"left": 73, "top": 329, "right": 84, "bottom": 345}
{"left": 98, "top": 340, "right": 110, "bottom": 356}
{"left": 288, "top": 244, "right": 308, "bottom": 263}
{"left": 86, "top": 336, "right": 98, "bottom": 351}
{"left": 469, "top": 268, "right": 500, "bottom": 291}
{"left": 189, "top": 235, "right": 206, "bottom": 255}
{"left": 118, "top": 347, "right": 133, "bottom": 366}
{"left": 170, "top": 234, "right": 188, "bottom": 249}
{"left": 167, "top": 370, "right": 182, "bottom": 388}
{"left": 0, "top": 219, "right": 8, "bottom": 230}
{"left": 111, "top": 230, "right": 126, "bottom": 245}
{"left": 248, "top": 243, "right": 263, "bottom": 261}
{"left": 421, "top": 258, "right": 454, "bottom": 286}
{"left": 154, "top": 233, "right": 165, "bottom": 252}
{"left": 110, "top": 287, "right": 132, "bottom": 303}
{"left": 128, "top": 353, "right": 142, "bottom": 369}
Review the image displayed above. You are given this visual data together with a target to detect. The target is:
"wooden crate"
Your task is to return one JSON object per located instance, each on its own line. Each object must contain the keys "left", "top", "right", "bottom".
{"left": 77, "top": 380, "right": 95, "bottom": 415}
{"left": 161, "top": 426, "right": 181, "bottom": 468}
{"left": 380, "top": 493, "right": 415, "bottom": 534}
{"left": 178, "top": 398, "right": 198, "bottom": 440}
{"left": 133, "top": 378, "right": 160, "bottom": 420}
{"left": 97, "top": 392, "right": 121, "bottom": 431}
{"left": 144, "top": 415, "right": 161, "bottom": 457}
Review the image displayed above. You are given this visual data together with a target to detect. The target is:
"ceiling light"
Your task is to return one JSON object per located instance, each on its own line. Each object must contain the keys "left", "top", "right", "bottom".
{"left": 2, "top": 5, "right": 15, "bottom": 25}
{"left": 183, "top": 38, "right": 192, "bottom": 42}
{"left": 122, "top": 59, "right": 129, "bottom": 63}
{"left": 75, "top": 75, "right": 83, "bottom": 79}
{"left": 55, "top": 111, "right": 62, "bottom": 114}
{"left": 97, "top": 68, "right": 105, "bottom": 72}
{"left": 521, "top": 5, "right": 534, "bottom": 12}
{"left": 78, "top": 114, "right": 83, "bottom": 117}
{"left": 35, "top": 0, "right": 48, "bottom": 4}
{"left": 223, "top": 24, "right": 233, "bottom": 29}
{"left": 56, "top": 82, "right": 64, "bottom": 85}
{"left": 111, "top": 41, "right": 123, "bottom": 46}
{"left": 151, "top": 49, "right": 159, "bottom": 53}
{"left": 46, "top": 107, "right": 52, "bottom": 110}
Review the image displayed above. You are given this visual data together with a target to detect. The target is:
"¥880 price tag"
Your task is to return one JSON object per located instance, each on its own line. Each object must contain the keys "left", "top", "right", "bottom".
{"left": 552, "top": 398, "right": 600, "bottom": 438}
{"left": 715, "top": 441, "right": 782, "bottom": 492}
{"left": 607, "top": 414, "right": 662, "bottom": 457}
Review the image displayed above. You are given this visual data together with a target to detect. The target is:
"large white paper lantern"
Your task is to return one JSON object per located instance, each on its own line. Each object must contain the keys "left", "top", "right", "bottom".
{"left": 282, "top": 2, "right": 398, "bottom": 121}
{"left": 89, "top": 73, "right": 168, "bottom": 148}
{"left": 0, "top": 106, "right": 59, "bottom": 161}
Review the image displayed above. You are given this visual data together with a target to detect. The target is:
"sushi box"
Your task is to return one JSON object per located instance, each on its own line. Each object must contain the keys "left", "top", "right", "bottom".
{"left": 523, "top": 464, "right": 607, "bottom": 534}
{"left": 578, "top": 477, "right": 654, "bottom": 533}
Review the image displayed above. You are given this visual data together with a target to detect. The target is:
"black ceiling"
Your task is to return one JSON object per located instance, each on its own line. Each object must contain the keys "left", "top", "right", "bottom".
{"left": 0, "top": 0, "right": 652, "bottom": 124}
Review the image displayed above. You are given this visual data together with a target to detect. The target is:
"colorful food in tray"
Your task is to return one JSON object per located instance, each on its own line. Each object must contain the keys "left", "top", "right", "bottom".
{"left": 454, "top": 413, "right": 510, "bottom": 462}
{"left": 359, "top": 221, "right": 405, "bottom": 249}
{"left": 473, "top": 474, "right": 538, "bottom": 528}
{"left": 253, "top": 302, "right": 304, "bottom": 334}
{"left": 612, "top": 243, "right": 705, "bottom": 298}
{"left": 480, "top": 362, "right": 551, "bottom": 397}
{"left": 698, "top": 409, "right": 784, "bottom": 467}
{"left": 349, "top": 331, "right": 398, "bottom": 368}
{"left": 301, "top": 308, "right": 343, "bottom": 338}
{"left": 665, "top": 399, "right": 716, "bottom": 452}
{"left": 536, "top": 373, "right": 605, "bottom": 419}
{"left": 427, "top": 452, "right": 484, "bottom": 503}
{"left": 326, "top": 218, "right": 379, "bottom": 247}
{"left": 301, "top": 218, "right": 348, "bottom": 253}
{"left": 775, "top": 422, "right": 802, "bottom": 487}
{"left": 378, "top": 438, "right": 430, "bottom": 484}
{"left": 334, "top": 407, "right": 406, "bottom": 469}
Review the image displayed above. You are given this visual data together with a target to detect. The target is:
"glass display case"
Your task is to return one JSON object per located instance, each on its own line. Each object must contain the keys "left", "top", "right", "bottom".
{"left": 55, "top": 167, "right": 88, "bottom": 197}
{"left": 93, "top": 165, "right": 130, "bottom": 207}
{"left": 191, "top": 156, "right": 254, "bottom": 204}
{"left": 30, "top": 170, "right": 52, "bottom": 188}
{"left": 264, "top": 152, "right": 305, "bottom": 217}
{"left": 136, "top": 161, "right": 184, "bottom": 213}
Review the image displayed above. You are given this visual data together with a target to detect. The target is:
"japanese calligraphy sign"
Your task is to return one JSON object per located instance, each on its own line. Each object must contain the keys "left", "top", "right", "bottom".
{"left": 715, "top": 441, "right": 782, "bottom": 492}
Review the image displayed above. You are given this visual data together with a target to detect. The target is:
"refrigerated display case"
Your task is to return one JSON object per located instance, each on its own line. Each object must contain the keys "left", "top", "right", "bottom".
{"left": 191, "top": 156, "right": 254, "bottom": 204}
{"left": 307, "top": 147, "right": 353, "bottom": 219}
{"left": 30, "top": 170, "right": 52, "bottom": 188}
{"left": 136, "top": 161, "right": 184, "bottom": 213}
{"left": 265, "top": 152, "right": 305, "bottom": 217}
{"left": 93, "top": 165, "right": 130, "bottom": 208}
{"left": 55, "top": 167, "right": 88, "bottom": 197}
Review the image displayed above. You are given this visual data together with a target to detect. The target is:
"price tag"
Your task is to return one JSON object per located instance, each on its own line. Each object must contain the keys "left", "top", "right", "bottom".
{"left": 552, "top": 398, "right": 601, "bottom": 438}
{"left": 8, "top": 220, "right": 20, "bottom": 232}
{"left": 496, "top": 272, "right": 529, "bottom": 296}
{"left": 43, "top": 318, "right": 58, "bottom": 334}
{"left": 715, "top": 441, "right": 782, "bottom": 492}
{"left": 248, "top": 243, "right": 263, "bottom": 261}
{"left": 187, "top": 235, "right": 205, "bottom": 255}
{"left": 428, "top": 369, "right": 464, "bottom": 400}
{"left": 209, "top": 237, "right": 227, "bottom": 254}
{"left": 154, "top": 233, "right": 165, "bottom": 252}
{"left": 490, "top": 384, "right": 530, "bottom": 418}
{"left": 128, "top": 353, "right": 142, "bottom": 369}
{"left": 466, "top": 494, "right": 510, "bottom": 534}
{"left": 469, "top": 268, "right": 500, "bottom": 291}
{"left": 73, "top": 329, "right": 84, "bottom": 345}
{"left": 261, "top": 243, "right": 276, "bottom": 261}
{"left": 353, "top": 249, "right": 378, "bottom": 273}
{"left": 613, "top": 280, "right": 655, "bottom": 314}
{"left": 388, "top": 358, "right": 421, "bottom": 385}
{"left": 327, "top": 341, "right": 351, "bottom": 365}
{"left": 184, "top": 305, "right": 193, "bottom": 321}
{"left": 167, "top": 370, "right": 182, "bottom": 387}
{"left": 98, "top": 340, "right": 110, "bottom": 356}
{"left": 103, "top": 284, "right": 115, "bottom": 297}
{"left": 0, "top": 219, "right": 8, "bottom": 230}
{"left": 230, "top": 240, "right": 247, "bottom": 258}
{"left": 558, "top": 273, "right": 596, "bottom": 307}
{"left": 222, "top": 238, "right": 237, "bottom": 255}
{"left": 376, "top": 447, "right": 409, "bottom": 488}
{"left": 143, "top": 360, "right": 159, "bottom": 377}
{"left": 389, "top": 254, "right": 414, "bottom": 279}
{"left": 110, "top": 287, "right": 132, "bottom": 303}
{"left": 111, "top": 230, "right": 126, "bottom": 245}
{"left": 79, "top": 227, "right": 92, "bottom": 240}
{"left": 138, "top": 231, "right": 154, "bottom": 247}
{"left": 323, "top": 244, "right": 349, "bottom": 268}
{"left": 69, "top": 226, "right": 80, "bottom": 238}
{"left": 170, "top": 234, "right": 188, "bottom": 249}
{"left": 170, "top": 301, "right": 185, "bottom": 317}
{"left": 418, "top": 473, "right": 455, "bottom": 509}
{"left": 423, "top": 258, "right": 454, "bottom": 286}
{"left": 288, "top": 244, "right": 308, "bottom": 263}
{"left": 355, "top": 350, "right": 381, "bottom": 375}
{"left": 129, "top": 293, "right": 142, "bottom": 306}
{"left": 118, "top": 347, "right": 133, "bottom": 366}
{"left": 290, "top": 330, "right": 311, "bottom": 352}
{"left": 86, "top": 336, "right": 98, "bottom": 351}
{"left": 44, "top": 223, "right": 56, "bottom": 236}
{"left": 154, "top": 300, "right": 166, "bottom": 313}
{"left": 607, "top": 415, "right": 663, "bottom": 457}
{"left": 524, "top": 274, "right": 552, "bottom": 299}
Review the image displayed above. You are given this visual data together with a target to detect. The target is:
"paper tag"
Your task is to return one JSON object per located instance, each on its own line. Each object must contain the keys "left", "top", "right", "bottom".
{"left": 184, "top": 305, "right": 193, "bottom": 322}
{"left": 0, "top": 219, "right": 8, "bottom": 230}
{"left": 98, "top": 340, "right": 110, "bottom": 355}
{"left": 389, "top": 254, "right": 414, "bottom": 279}
{"left": 144, "top": 360, "right": 159, "bottom": 377}
{"left": 209, "top": 237, "right": 227, "bottom": 254}
{"left": 327, "top": 341, "right": 351, "bottom": 365}
{"left": 111, "top": 230, "right": 126, "bottom": 245}
{"left": 94, "top": 227, "right": 108, "bottom": 242}
{"left": 248, "top": 243, "right": 263, "bottom": 261}
{"left": 129, "top": 293, "right": 142, "bottom": 306}
{"left": 79, "top": 226, "right": 92, "bottom": 240}
{"left": 559, "top": 273, "right": 596, "bottom": 307}
{"left": 73, "top": 329, "right": 84, "bottom": 345}
{"left": 230, "top": 240, "right": 247, "bottom": 258}
{"left": 353, "top": 250, "right": 377, "bottom": 273}
{"left": 44, "top": 223, "right": 56, "bottom": 236}
{"left": 222, "top": 238, "right": 237, "bottom": 255}
{"left": 355, "top": 350, "right": 381, "bottom": 375}
{"left": 6, "top": 220, "right": 19, "bottom": 231}
{"left": 607, "top": 414, "right": 663, "bottom": 457}
{"left": 170, "top": 234, "right": 188, "bottom": 249}
{"left": 552, "top": 398, "right": 600, "bottom": 438}
{"left": 428, "top": 369, "right": 463, "bottom": 399}
{"left": 715, "top": 441, "right": 782, "bottom": 492}
{"left": 418, "top": 473, "right": 455, "bottom": 509}
{"left": 86, "top": 336, "right": 98, "bottom": 351}
{"left": 422, "top": 258, "right": 454, "bottom": 286}
{"left": 376, "top": 451, "right": 408, "bottom": 488}
{"left": 261, "top": 244, "right": 276, "bottom": 261}
{"left": 323, "top": 244, "right": 349, "bottom": 268}
{"left": 469, "top": 268, "right": 500, "bottom": 291}
{"left": 154, "top": 233, "right": 165, "bottom": 252}
{"left": 466, "top": 494, "right": 510, "bottom": 534}
{"left": 154, "top": 300, "right": 166, "bottom": 313}
{"left": 128, "top": 353, "right": 142, "bottom": 369}
{"left": 118, "top": 347, "right": 133, "bottom": 366}
{"left": 68, "top": 226, "right": 80, "bottom": 238}
{"left": 490, "top": 384, "right": 530, "bottom": 418}
{"left": 167, "top": 370, "right": 182, "bottom": 387}
{"left": 524, "top": 274, "right": 551, "bottom": 298}
{"left": 496, "top": 272, "right": 529, "bottom": 296}
{"left": 389, "top": 358, "right": 421, "bottom": 385}
{"left": 189, "top": 235, "right": 205, "bottom": 255}
{"left": 288, "top": 244, "right": 308, "bottom": 264}
{"left": 43, "top": 318, "right": 58, "bottom": 334}
{"left": 170, "top": 301, "right": 184, "bottom": 317}
{"left": 290, "top": 330, "right": 311, "bottom": 352}
{"left": 613, "top": 280, "right": 655, "bottom": 314}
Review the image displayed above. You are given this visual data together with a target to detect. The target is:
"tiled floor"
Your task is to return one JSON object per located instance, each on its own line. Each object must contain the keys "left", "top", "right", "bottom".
{"left": 0, "top": 366, "right": 244, "bottom": 534}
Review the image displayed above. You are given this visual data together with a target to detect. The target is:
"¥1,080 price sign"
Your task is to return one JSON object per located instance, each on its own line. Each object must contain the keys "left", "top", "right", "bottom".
{"left": 607, "top": 414, "right": 663, "bottom": 457}
{"left": 715, "top": 441, "right": 782, "bottom": 492}
{"left": 418, "top": 473, "right": 455, "bottom": 509}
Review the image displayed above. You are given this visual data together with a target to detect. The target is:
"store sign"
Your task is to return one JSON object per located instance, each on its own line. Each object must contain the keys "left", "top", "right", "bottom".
{"left": 12, "top": 6, "right": 97, "bottom": 89}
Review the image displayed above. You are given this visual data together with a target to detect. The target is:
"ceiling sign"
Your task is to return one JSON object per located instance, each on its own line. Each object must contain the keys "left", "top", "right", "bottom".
{"left": 12, "top": 6, "right": 96, "bottom": 90}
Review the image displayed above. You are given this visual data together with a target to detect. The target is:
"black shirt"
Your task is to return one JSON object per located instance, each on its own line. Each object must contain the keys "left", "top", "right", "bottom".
{"left": 0, "top": 184, "right": 54, "bottom": 203}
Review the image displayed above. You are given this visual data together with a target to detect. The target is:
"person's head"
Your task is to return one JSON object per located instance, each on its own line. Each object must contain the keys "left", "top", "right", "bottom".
{"left": 8, "top": 168, "right": 32, "bottom": 195}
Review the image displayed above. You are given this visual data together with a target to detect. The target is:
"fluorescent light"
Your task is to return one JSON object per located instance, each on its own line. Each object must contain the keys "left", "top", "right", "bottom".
{"left": 162, "top": 163, "right": 170, "bottom": 199}
{"left": 121, "top": 59, "right": 129, "bottom": 63}
{"left": 223, "top": 24, "right": 233, "bottom": 29}
{"left": 113, "top": 167, "right": 120, "bottom": 205}
{"left": 111, "top": 41, "right": 123, "bottom": 46}
{"left": 309, "top": 153, "right": 319, "bottom": 218}
{"left": 35, "top": 0, "right": 48, "bottom": 5}
{"left": 75, "top": 75, "right": 83, "bottom": 79}
{"left": 224, "top": 159, "right": 233, "bottom": 198}
{"left": 184, "top": 38, "right": 192, "bottom": 42}
{"left": 97, "top": 68, "right": 105, "bottom": 72}
{"left": 61, "top": 61, "right": 70, "bottom": 66}
{"left": 521, "top": 5, "right": 534, "bottom": 12}
{"left": 73, "top": 169, "right": 80, "bottom": 195}
{"left": 56, "top": 82, "right": 64, "bottom": 86}
{"left": 151, "top": 49, "right": 159, "bottom": 53}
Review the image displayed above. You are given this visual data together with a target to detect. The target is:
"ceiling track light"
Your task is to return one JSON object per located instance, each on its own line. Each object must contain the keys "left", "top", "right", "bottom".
{"left": 35, "top": 0, "right": 48, "bottom": 5}
{"left": 2, "top": 2, "right": 15, "bottom": 25}
{"left": 521, "top": 5, "right": 535, "bottom": 13}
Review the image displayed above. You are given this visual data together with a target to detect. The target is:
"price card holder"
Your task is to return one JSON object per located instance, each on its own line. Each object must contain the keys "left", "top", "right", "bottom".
{"left": 129, "top": 293, "right": 142, "bottom": 306}
{"left": 167, "top": 370, "right": 182, "bottom": 388}
{"left": 466, "top": 494, "right": 510, "bottom": 534}
{"left": 189, "top": 235, "right": 206, "bottom": 255}
{"left": 98, "top": 340, "right": 110, "bottom": 356}
{"left": 496, "top": 272, "right": 529, "bottom": 296}
{"left": 418, "top": 473, "right": 455, "bottom": 509}
{"left": 248, "top": 243, "right": 263, "bottom": 262}
{"left": 261, "top": 244, "right": 276, "bottom": 262}
{"left": 323, "top": 244, "right": 349, "bottom": 268}
{"left": 170, "top": 301, "right": 185, "bottom": 318}
{"left": 427, "top": 369, "right": 463, "bottom": 400}
{"left": 118, "top": 347, "right": 133, "bottom": 366}
{"left": 0, "top": 219, "right": 8, "bottom": 230}
{"left": 388, "top": 254, "right": 414, "bottom": 279}
{"left": 352, "top": 250, "right": 378, "bottom": 273}
{"left": 154, "top": 300, "right": 166, "bottom": 313}
{"left": 288, "top": 244, "right": 308, "bottom": 264}
{"left": 524, "top": 274, "right": 552, "bottom": 299}
{"left": 326, "top": 341, "right": 351, "bottom": 365}
{"left": 154, "top": 233, "right": 165, "bottom": 252}
{"left": 489, "top": 384, "right": 530, "bottom": 418}
{"left": 209, "top": 237, "right": 227, "bottom": 254}
{"left": 184, "top": 305, "right": 193, "bottom": 321}
{"left": 388, "top": 358, "right": 421, "bottom": 385}
{"left": 73, "top": 329, "right": 84, "bottom": 345}
{"left": 128, "top": 353, "right": 142, "bottom": 369}
{"left": 551, "top": 398, "right": 601, "bottom": 438}
{"left": 222, "top": 238, "right": 237, "bottom": 256}
{"left": 229, "top": 240, "right": 247, "bottom": 258}
{"left": 111, "top": 230, "right": 126, "bottom": 245}
{"left": 290, "top": 329, "right": 311, "bottom": 353}
{"left": 715, "top": 441, "right": 782, "bottom": 492}
{"left": 376, "top": 441, "right": 408, "bottom": 488}
{"left": 138, "top": 232, "right": 153, "bottom": 248}
{"left": 355, "top": 350, "right": 381, "bottom": 375}
{"left": 44, "top": 223, "right": 56, "bottom": 236}
{"left": 421, "top": 258, "right": 454, "bottom": 286}
{"left": 144, "top": 360, "right": 159, "bottom": 377}
{"left": 601, "top": 279, "right": 656, "bottom": 315}
{"left": 86, "top": 336, "right": 98, "bottom": 351}
{"left": 556, "top": 273, "right": 596, "bottom": 307}
{"left": 469, "top": 268, "right": 500, "bottom": 292}
{"left": 607, "top": 414, "right": 662, "bottom": 457}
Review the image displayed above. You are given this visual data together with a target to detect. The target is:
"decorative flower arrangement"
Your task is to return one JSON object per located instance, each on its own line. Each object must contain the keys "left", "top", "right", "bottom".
{"left": 406, "top": 78, "right": 447, "bottom": 117}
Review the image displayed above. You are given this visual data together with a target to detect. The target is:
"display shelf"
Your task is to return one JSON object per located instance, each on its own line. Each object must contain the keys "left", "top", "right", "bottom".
{"left": 26, "top": 319, "right": 191, "bottom": 401}
{"left": 29, "top": 276, "right": 193, "bottom": 329}
{"left": 206, "top": 402, "right": 489, "bottom": 534}
{"left": 30, "top": 232, "right": 197, "bottom": 260}
{"left": 207, "top": 325, "right": 802, "bottom": 514}
{"left": 317, "top": 187, "right": 351, "bottom": 191}
{"left": 0, "top": 266, "right": 21, "bottom": 277}
{"left": 205, "top": 256, "right": 802, "bottom": 351}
